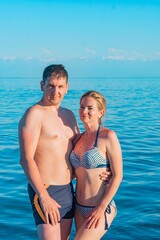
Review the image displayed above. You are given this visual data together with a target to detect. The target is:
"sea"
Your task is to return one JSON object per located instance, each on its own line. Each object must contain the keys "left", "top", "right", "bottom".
{"left": 0, "top": 77, "right": 160, "bottom": 239}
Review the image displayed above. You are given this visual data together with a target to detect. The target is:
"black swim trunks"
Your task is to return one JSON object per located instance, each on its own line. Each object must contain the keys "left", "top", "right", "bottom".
{"left": 28, "top": 182, "right": 75, "bottom": 226}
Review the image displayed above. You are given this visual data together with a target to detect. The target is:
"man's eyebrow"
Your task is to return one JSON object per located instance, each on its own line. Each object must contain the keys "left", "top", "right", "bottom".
{"left": 49, "top": 82, "right": 55, "bottom": 86}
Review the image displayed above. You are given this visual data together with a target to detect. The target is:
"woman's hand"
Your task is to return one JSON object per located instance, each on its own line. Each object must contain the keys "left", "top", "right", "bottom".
{"left": 84, "top": 206, "right": 105, "bottom": 229}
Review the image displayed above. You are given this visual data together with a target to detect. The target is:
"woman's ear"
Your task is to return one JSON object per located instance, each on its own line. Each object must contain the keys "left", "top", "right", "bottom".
{"left": 99, "top": 109, "right": 105, "bottom": 118}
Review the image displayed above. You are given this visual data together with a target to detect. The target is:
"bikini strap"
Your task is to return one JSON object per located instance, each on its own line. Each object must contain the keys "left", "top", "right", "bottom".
{"left": 72, "top": 132, "right": 84, "bottom": 148}
{"left": 94, "top": 125, "right": 101, "bottom": 147}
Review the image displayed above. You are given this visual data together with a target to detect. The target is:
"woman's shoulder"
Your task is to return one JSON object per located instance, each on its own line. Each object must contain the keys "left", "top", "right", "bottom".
{"left": 72, "top": 133, "right": 83, "bottom": 147}
{"left": 100, "top": 126, "right": 117, "bottom": 140}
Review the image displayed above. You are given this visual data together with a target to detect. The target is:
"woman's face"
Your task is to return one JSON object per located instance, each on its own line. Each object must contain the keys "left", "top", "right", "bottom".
{"left": 79, "top": 96, "right": 104, "bottom": 124}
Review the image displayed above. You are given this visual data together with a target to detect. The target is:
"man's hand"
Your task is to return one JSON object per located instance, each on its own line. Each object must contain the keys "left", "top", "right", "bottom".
{"left": 99, "top": 169, "right": 112, "bottom": 185}
{"left": 39, "top": 193, "right": 61, "bottom": 226}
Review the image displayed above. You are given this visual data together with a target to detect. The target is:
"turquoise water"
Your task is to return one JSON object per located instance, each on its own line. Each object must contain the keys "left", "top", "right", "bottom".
{"left": 0, "top": 77, "right": 160, "bottom": 239}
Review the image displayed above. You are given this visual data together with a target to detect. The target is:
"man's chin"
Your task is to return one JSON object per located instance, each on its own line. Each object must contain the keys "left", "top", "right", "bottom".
{"left": 50, "top": 99, "right": 61, "bottom": 106}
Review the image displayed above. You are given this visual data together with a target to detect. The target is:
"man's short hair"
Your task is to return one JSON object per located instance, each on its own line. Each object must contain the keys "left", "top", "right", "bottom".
{"left": 42, "top": 64, "right": 68, "bottom": 83}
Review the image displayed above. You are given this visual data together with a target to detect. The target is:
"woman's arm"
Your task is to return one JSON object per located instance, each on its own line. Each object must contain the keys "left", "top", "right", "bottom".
{"left": 86, "top": 129, "right": 123, "bottom": 228}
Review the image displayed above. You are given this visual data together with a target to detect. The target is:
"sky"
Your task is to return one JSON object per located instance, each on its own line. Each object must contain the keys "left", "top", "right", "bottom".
{"left": 0, "top": 0, "right": 160, "bottom": 77}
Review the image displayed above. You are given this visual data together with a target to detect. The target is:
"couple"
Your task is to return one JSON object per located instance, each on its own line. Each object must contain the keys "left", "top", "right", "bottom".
{"left": 18, "top": 64, "right": 123, "bottom": 240}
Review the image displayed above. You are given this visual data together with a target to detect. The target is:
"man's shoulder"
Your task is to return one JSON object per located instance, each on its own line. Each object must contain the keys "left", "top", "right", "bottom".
{"left": 27, "top": 104, "right": 43, "bottom": 116}
{"left": 19, "top": 104, "right": 42, "bottom": 124}
{"left": 60, "top": 107, "right": 79, "bottom": 132}
{"left": 61, "top": 107, "right": 74, "bottom": 115}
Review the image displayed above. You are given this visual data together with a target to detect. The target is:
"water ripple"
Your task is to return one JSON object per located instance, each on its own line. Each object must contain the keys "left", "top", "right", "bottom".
{"left": 1, "top": 77, "right": 160, "bottom": 239}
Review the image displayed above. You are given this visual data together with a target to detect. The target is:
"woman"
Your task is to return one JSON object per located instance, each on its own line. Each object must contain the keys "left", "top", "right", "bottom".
{"left": 70, "top": 91, "right": 123, "bottom": 239}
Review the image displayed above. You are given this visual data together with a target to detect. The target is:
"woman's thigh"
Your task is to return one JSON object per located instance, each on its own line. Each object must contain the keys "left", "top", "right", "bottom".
{"left": 75, "top": 205, "right": 116, "bottom": 240}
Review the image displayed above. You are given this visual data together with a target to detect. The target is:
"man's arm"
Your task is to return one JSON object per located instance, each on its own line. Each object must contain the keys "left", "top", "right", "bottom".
{"left": 18, "top": 107, "right": 61, "bottom": 225}
{"left": 99, "top": 169, "right": 112, "bottom": 184}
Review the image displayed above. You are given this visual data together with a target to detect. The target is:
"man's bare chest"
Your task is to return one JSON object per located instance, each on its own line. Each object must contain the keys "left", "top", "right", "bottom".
{"left": 40, "top": 117, "right": 74, "bottom": 141}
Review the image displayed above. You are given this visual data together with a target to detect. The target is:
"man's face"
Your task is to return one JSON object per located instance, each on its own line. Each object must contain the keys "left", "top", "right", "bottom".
{"left": 41, "top": 76, "right": 68, "bottom": 107}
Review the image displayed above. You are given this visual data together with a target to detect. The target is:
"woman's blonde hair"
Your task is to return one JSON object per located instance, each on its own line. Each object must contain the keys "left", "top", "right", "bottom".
{"left": 80, "top": 90, "right": 106, "bottom": 124}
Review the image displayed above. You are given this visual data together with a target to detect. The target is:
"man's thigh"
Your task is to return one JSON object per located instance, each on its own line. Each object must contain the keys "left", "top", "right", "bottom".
{"left": 37, "top": 223, "right": 61, "bottom": 240}
{"left": 60, "top": 218, "right": 73, "bottom": 240}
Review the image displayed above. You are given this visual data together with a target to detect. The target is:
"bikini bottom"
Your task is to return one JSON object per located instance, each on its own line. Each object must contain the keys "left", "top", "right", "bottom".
{"left": 76, "top": 199, "right": 116, "bottom": 230}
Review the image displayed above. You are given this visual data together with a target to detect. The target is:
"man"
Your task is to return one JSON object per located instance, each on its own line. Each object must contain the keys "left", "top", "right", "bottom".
{"left": 19, "top": 64, "right": 79, "bottom": 240}
{"left": 19, "top": 64, "right": 110, "bottom": 240}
